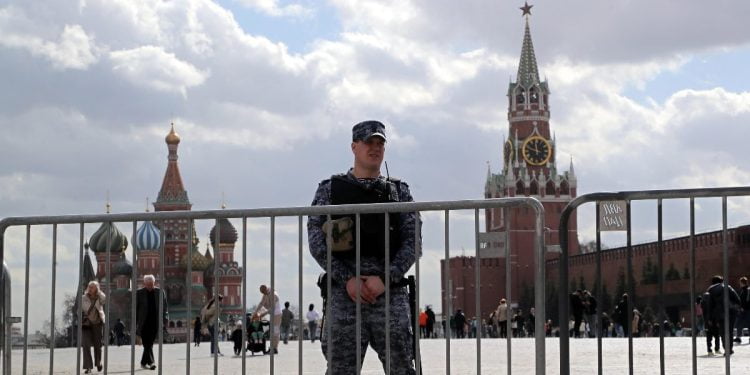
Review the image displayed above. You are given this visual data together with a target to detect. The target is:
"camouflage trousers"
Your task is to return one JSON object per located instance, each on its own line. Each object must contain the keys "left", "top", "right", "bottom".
{"left": 321, "top": 285, "right": 416, "bottom": 375}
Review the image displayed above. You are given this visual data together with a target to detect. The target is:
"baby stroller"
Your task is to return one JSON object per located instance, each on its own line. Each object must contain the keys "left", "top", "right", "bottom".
{"left": 246, "top": 315, "right": 269, "bottom": 355}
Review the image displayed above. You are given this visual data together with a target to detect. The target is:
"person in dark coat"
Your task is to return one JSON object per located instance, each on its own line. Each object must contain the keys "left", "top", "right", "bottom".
{"left": 613, "top": 294, "right": 629, "bottom": 337}
{"left": 570, "top": 290, "right": 584, "bottom": 338}
{"left": 425, "top": 305, "right": 436, "bottom": 338}
{"left": 193, "top": 317, "right": 202, "bottom": 347}
{"left": 701, "top": 293, "right": 720, "bottom": 354}
{"left": 734, "top": 277, "right": 750, "bottom": 344}
{"left": 706, "top": 275, "right": 741, "bottom": 355}
{"left": 230, "top": 321, "right": 244, "bottom": 355}
{"left": 113, "top": 319, "right": 125, "bottom": 346}
{"left": 453, "top": 309, "right": 467, "bottom": 338}
{"left": 136, "top": 274, "right": 169, "bottom": 370}
{"left": 527, "top": 307, "right": 536, "bottom": 337}
{"left": 583, "top": 291, "right": 598, "bottom": 338}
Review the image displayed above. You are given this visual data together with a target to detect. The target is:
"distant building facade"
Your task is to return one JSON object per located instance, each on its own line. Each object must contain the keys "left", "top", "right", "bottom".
{"left": 87, "top": 125, "right": 243, "bottom": 340}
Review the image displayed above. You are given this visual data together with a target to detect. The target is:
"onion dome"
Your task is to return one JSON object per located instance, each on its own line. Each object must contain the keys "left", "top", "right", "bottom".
{"left": 165, "top": 123, "right": 180, "bottom": 145}
{"left": 135, "top": 220, "right": 161, "bottom": 251}
{"left": 180, "top": 249, "right": 211, "bottom": 271}
{"left": 209, "top": 218, "right": 238, "bottom": 245}
{"left": 89, "top": 222, "right": 128, "bottom": 254}
{"left": 113, "top": 257, "right": 133, "bottom": 277}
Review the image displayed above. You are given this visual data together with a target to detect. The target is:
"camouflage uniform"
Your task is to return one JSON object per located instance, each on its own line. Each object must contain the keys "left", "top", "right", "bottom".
{"left": 308, "top": 170, "right": 420, "bottom": 375}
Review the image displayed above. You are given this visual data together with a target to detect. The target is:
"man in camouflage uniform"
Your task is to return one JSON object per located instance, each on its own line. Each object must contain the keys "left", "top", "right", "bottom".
{"left": 308, "top": 120, "right": 420, "bottom": 375}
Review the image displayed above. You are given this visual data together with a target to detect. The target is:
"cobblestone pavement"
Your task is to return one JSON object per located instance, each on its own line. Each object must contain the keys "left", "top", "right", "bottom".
{"left": 7, "top": 337, "right": 750, "bottom": 374}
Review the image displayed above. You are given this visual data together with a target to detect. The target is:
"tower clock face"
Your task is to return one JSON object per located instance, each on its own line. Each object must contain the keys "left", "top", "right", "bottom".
{"left": 522, "top": 135, "right": 551, "bottom": 166}
{"left": 503, "top": 139, "right": 514, "bottom": 164}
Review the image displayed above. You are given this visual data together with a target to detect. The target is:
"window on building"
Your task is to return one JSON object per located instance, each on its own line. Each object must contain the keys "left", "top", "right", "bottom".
{"left": 516, "top": 181, "right": 525, "bottom": 196}
{"left": 529, "top": 181, "right": 539, "bottom": 195}
{"left": 546, "top": 181, "right": 555, "bottom": 196}
{"left": 560, "top": 181, "right": 570, "bottom": 195}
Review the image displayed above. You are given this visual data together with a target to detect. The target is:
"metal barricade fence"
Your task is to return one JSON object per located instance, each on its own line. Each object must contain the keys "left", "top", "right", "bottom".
{"left": 0, "top": 197, "right": 546, "bottom": 375}
{"left": 557, "top": 187, "right": 750, "bottom": 375}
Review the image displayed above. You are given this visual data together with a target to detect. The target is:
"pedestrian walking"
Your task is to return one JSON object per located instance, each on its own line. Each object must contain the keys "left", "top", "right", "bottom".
{"left": 419, "top": 309, "right": 428, "bottom": 338}
{"left": 230, "top": 321, "right": 244, "bottom": 356}
{"left": 425, "top": 305, "right": 436, "bottom": 338}
{"left": 200, "top": 294, "right": 224, "bottom": 356}
{"left": 495, "top": 298, "right": 509, "bottom": 339}
{"left": 193, "top": 317, "right": 202, "bottom": 347}
{"left": 570, "top": 290, "right": 584, "bottom": 338}
{"left": 706, "top": 275, "right": 740, "bottom": 355}
{"left": 113, "top": 318, "right": 125, "bottom": 346}
{"left": 613, "top": 294, "right": 629, "bottom": 337}
{"left": 527, "top": 307, "right": 536, "bottom": 337}
{"left": 136, "top": 274, "right": 168, "bottom": 371}
{"left": 734, "top": 276, "right": 750, "bottom": 343}
{"left": 306, "top": 304, "right": 320, "bottom": 343}
{"left": 81, "top": 281, "right": 105, "bottom": 374}
{"left": 453, "top": 310, "right": 467, "bottom": 338}
{"left": 583, "top": 290, "right": 598, "bottom": 338}
{"left": 281, "top": 301, "right": 294, "bottom": 345}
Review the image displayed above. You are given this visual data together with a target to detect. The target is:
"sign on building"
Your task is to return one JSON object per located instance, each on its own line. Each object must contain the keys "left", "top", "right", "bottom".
{"left": 478, "top": 231, "right": 507, "bottom": 258}
{"left": 598, "top": 200, "right": 628, "bottom": 231}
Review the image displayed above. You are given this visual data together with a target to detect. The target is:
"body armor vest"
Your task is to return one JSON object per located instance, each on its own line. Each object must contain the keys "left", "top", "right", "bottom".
{"left": 330, "top": 175, "right": 401, "bottom": 259}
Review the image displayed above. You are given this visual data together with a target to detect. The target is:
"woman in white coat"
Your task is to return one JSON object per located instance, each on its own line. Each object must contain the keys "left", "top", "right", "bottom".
{"left": 81, "top": 281, "right": 106, "bottom": 374}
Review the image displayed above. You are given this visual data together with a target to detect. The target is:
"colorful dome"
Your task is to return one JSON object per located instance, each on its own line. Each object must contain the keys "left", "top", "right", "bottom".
{"left": 113, "top": 257, "right": 133, "bottom": 277}
{"left": 165, "top": 123, "right": 180, "bottom": 145}
{"left": 135, "top": 220, "right": 161, "bottom": 251}
{"left": 89, "top": 222, "right": 128, "bottom": 254}
{"left": 180, "top": 249, "right": 211, "bottom": 271}
{"left": 209, "top": 218, "right": 238, "bottom": 245}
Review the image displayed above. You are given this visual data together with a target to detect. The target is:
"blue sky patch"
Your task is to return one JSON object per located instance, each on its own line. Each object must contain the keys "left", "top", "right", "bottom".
{"left": 217, "top": 0, "right": 342, "bottom": 54}
{"left": 623, "top": 45, "right": 750, "bottom": 106}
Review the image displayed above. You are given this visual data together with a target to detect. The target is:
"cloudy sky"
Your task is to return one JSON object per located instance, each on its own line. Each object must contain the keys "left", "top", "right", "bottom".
{"left": 1, "top": 0, "right": 750, "bottom": 332}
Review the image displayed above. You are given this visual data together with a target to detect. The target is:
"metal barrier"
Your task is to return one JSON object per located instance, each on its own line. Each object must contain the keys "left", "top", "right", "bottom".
{"left": 558, "top": 187, "right": 750, "bottom": 375}
{"left": 1, "top": 262, "right": 11, "bottom": 374}
{"left": 0, "top": 197, "right": 546, "bottom": 374}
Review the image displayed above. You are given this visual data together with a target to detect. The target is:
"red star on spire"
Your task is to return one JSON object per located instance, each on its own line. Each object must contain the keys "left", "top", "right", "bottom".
{"left": 520, "top": 1, "right": 533, "bottom": 17}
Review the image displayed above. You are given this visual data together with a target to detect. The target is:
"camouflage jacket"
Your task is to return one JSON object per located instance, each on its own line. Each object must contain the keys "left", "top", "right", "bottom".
{"left": 307, "top": 170, "right": 421, "bottom": 286}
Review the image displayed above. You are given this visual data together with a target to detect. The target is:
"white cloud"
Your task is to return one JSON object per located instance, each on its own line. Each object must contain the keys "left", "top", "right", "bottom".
{"left": 109, "top": 46, "right": 209, "bottom": 96}
{"left": 0, "top": 6, "right": 99, "bottom": 70}
{"left": 235, "top": 0, "right": 313, "bottom": 18}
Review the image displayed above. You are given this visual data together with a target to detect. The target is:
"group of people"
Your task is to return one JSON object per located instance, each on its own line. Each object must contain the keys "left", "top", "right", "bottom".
{"left": 81, "top": 278, "right": 326, "bottom": 373}
{"left": 562, "top": 274, "right": 750, "bottom": 359}
{"left": 418, "top": 305, "right": 436, "bottom": 338}
{"left": 487, "top": 299, "right": 536, "bottom": 338}
{"left": 79, "top": 275, "right": 167, "bottom": 373}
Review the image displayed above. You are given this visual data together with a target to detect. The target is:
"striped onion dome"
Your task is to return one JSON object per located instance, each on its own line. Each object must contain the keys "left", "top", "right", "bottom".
{"left": 180, "top": 249, "right": 211, "bottom": 271}
{"left": 135, "top": 221, "right": 161, "bottom": 251}
{"left": 89, "top": 222, "right": 128, "bottom": 254}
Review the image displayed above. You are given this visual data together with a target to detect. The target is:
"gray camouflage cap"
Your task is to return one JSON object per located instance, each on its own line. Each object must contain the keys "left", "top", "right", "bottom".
{"left": 352, "top": 120, "right": 386, "bottom": 142}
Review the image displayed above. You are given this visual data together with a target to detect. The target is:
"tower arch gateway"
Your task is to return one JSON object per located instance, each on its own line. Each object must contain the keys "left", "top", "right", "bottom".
{"left": 444, "top": 4, "right": 580, "bottom": 320}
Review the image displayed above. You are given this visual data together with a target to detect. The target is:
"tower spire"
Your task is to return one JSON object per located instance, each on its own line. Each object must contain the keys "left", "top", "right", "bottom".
{"left": 155, "top": 123, "right": 191, "bottom": 208}
{"left": 569, "top": 155, "right": 576, "bottom": 177}
{"left": 517, "top": 13, "right": 540, "bottom": 87}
